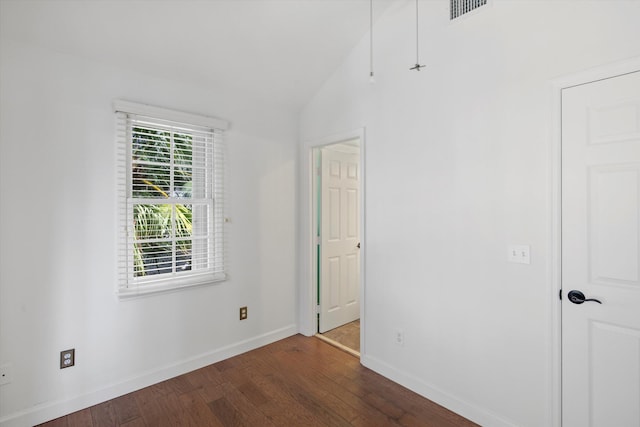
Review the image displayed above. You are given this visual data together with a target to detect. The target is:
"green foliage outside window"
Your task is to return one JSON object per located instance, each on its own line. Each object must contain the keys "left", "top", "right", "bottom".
{"left": 131, "top": 126, "right": 194, "bottom": 277}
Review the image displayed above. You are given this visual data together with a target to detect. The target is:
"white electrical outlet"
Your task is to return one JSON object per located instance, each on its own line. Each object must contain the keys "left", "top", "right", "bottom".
{"left": 395, "top": 329, "right": 404, "bottom": 347}
{"left": 0, "top": 363, "right": 12, "bottom": 386}
{"left": 60, "top": 349, "right": 75, "bottom": 369}
{"left": 508, "top": 245, "right": 531, "bottom": 264}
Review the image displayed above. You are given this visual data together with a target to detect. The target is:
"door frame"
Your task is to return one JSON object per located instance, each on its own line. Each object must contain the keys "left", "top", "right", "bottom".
{"left": 299, "top": 128, "right": 366, "bottom": 356}
{"left": 550, "top": 56, "right": 640, "bottom": 427}
{"left": 316, "top": 141, "right": 361, "bottom": 334}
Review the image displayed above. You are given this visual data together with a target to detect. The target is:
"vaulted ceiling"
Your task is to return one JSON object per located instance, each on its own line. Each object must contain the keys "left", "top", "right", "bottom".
{"left": 1, "top": 0, "right": 395, "bottom": 109}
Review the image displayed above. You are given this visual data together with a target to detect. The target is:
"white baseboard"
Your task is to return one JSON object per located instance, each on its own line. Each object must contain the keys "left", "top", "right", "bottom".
{"left": 360, "top": 354, "right": 518, "bottom": 427}
{"left": 0, "top": 325, "right": 297, "bottom": 427}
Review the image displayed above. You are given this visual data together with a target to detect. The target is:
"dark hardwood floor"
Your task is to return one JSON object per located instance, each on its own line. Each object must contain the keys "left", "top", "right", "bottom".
{"left": 39, "top": 334, "right": 478, "bottom": 427}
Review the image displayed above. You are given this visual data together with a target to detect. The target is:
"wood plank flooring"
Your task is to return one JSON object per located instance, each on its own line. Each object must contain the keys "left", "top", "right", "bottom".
{"left": 38, "top": 334, "right": 478, "bottom": 427}
{"left": 321, "top": 320, "right": 360, "bottom": 353}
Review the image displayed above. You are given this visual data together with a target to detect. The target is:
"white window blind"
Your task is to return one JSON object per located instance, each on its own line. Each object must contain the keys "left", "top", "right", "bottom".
{"left": 115, "top": 101, "right": 228, "bottom": 297}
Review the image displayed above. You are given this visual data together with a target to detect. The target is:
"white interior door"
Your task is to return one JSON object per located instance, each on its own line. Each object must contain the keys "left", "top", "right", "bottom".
{"left": 319, "top": 146, "right": 360, "bottom": 333}
{"left": 562, "top": 70, "right": 640, "bottom": 427}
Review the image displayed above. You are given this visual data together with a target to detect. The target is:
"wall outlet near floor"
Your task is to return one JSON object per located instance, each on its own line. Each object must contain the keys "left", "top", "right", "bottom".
{"left": 0, "top": 363, "right": 12, "bottom": 385}
{"left": 239, "top": 306, "right": 248, "bottom": 320}
{"left": 395, "top": 329, "right": 404, "bottom": 347}
{"left": 60, "top": 349, "right": 75, "bottom": 369}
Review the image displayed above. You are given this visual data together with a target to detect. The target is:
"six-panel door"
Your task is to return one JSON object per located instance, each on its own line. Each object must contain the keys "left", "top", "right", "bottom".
{"left": 562, "top": 71, "right": 640, "bottom": 427}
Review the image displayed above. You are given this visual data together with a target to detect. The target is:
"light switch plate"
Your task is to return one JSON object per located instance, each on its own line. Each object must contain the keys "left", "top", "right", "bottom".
{"left": 508, "top": 245, "right": 531, "bottom": 264}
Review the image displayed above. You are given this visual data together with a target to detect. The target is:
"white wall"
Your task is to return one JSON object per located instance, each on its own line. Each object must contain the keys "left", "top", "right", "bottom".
{"left": 0, "top": 38, "right": 298, "bottom": 425}
{"left": 299, "top": 1, "right": 640, "bottom": 426}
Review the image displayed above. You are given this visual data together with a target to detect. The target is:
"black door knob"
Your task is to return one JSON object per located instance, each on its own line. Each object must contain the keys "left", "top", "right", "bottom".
{"left": 567, "top": 290, "right": 602, "bottom": 305}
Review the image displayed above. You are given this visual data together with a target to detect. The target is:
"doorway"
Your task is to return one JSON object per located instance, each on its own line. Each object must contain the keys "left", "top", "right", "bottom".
{"left": 560, "top": 69, "right": 640, "bottom": 426}
{"left": 312, "top": 138, "right": 362, "bottom": 355}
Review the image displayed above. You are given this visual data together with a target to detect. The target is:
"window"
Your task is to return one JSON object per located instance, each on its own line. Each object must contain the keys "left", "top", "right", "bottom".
{"left": 114, "top": 100, "right": 228, "bottom": 297}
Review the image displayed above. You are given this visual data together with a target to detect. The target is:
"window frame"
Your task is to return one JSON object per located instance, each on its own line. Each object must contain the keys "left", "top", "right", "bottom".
{"left": 114, "top": 100, "right": 229, "bottom": 298}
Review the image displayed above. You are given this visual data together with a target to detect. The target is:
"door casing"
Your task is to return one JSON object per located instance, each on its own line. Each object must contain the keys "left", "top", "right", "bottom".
{"left": 300, "top": 128, "right": 366, "bottom": 355}
{"left": 551, "top": 56, "right": 640, "bottom": 427}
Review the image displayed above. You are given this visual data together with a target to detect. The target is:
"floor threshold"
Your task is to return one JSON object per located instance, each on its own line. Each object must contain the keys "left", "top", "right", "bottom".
{"left": 315, "top": 333, "right": 360, "bottom": 358}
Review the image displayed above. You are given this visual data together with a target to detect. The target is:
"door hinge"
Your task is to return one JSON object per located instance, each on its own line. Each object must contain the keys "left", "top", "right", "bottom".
{"left": 316, "top": 305, "right": 320, "bottom": 314}
{"left": 559, "top": 289, "right": 562, "bottom": 300}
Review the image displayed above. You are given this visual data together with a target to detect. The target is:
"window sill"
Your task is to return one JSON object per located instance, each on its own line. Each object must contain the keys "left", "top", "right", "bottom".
{"left": 116, "top": 272, "right": 226, "bottom": 299}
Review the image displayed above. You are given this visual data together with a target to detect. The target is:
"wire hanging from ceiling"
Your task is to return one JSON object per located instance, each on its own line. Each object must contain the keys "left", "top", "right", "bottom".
{"left": 369, "top": 0, "right": 375, "bottom": 83}
{"left": 410, "top": 0, "right": 426, "bottom": 71}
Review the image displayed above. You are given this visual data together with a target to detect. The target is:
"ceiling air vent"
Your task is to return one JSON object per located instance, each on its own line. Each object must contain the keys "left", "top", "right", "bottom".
{"left": 450, "top": 0, "right": 487, "bottom": 20}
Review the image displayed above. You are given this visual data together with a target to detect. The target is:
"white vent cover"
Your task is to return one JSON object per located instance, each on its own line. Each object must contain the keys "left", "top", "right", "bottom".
{"left": 450, "top": 0, "right": 487, "bottom": 20}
